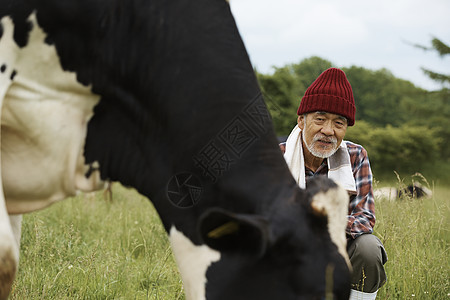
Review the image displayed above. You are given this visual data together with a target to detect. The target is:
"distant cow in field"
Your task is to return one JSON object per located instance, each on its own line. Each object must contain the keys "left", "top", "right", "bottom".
{"left": 0, "top": 0, "right": 351, "bottom": 299}
{"left": 374, "top": 183, "right": 432, "bottom": 201}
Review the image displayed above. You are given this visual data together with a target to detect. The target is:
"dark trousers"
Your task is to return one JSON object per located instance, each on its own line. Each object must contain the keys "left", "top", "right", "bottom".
{"left": 347, "top": 234, "right": 388, "bottom": 293}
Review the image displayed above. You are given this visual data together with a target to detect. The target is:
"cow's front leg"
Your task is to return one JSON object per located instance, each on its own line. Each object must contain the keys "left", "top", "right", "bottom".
{"left": 0, "top": 73, "right": 19, "bottom": 300}
{"left": 0, "top": 16, "right": 21, "bottom": 299}
{"left": 0, "top": 201, "right": 20, "bottom": 300}
{"left": 8, "top": 215, "right": 22, "bottom": 251}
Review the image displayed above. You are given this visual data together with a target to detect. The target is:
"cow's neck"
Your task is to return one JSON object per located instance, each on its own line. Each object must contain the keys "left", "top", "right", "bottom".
{"left": 1, "top": 13, "right": 106, "bottom": 214}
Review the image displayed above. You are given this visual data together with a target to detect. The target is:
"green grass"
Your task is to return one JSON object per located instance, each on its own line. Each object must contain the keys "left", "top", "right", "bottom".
{"left": 10, "top": 185, "right": 184, "bottom": 300}
{"left": 10, "top": 181, "right": 449, "bottom": 299}
{"left": 374, "top": 182, "right": 449, "bottom": 299}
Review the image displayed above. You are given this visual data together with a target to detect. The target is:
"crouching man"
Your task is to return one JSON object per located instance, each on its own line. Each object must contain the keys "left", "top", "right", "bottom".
{"left": 280, "top": 68, "right": 388, "bottom": 299}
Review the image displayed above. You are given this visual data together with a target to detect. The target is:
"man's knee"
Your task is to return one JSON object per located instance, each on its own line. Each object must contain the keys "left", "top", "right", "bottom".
{"left": 347, "top": 234, "right": 387, "bottom": 293}
{"left": 349, "top": 234, "right": 386, "bottom": 265}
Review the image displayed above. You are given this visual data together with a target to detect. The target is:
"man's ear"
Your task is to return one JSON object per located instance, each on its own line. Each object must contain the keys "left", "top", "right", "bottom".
{"left": 198, "top": 208, "right": 269, "bottom": 257}
{"left": 297, "top": 115, "right": 305, "bottom": 130}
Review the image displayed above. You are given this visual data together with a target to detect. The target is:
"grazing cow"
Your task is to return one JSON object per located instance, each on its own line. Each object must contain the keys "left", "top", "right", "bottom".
{"left": 374, "top": 183, "right": 432, "bottom": 201}
{"left": 0, "top": 0, "right": 351, "bottom": 299}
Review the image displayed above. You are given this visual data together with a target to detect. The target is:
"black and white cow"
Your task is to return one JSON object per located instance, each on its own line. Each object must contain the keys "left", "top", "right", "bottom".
{"left": 0, "top": 0, "right": 351, "bottom": 299}
{"left": 374, "top": 183, "right": 432, "bottom": 201}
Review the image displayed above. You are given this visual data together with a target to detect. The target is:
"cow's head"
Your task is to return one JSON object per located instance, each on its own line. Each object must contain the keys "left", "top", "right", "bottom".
{"left": 192, "top": 176, "right": 351, "bottom": 300}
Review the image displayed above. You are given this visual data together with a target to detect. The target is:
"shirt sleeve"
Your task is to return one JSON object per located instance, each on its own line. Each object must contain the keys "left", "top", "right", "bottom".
{"left": 346, "top": 142, "right": 376, "bottom": 239}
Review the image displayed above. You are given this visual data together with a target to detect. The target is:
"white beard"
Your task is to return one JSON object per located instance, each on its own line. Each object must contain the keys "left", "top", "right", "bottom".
{"left": 302, "top": 131, "right": 338, "bottom": 159}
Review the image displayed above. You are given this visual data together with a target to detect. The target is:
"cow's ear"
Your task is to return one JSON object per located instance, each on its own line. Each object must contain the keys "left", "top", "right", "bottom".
{"left": 198, "top": 208, "right": 269, "bottom": 257}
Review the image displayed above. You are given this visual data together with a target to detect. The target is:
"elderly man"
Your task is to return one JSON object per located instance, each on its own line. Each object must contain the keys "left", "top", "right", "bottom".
{"left": 280, "top": 68, "right": 387, "bottom": 300}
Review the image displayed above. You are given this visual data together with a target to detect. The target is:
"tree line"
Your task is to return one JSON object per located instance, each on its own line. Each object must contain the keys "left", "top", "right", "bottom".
{"left": 257, "top": 39, "right": 449, "bottom": 180}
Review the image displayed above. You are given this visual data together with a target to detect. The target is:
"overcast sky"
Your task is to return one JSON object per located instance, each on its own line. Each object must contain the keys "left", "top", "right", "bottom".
{"left": 229, "top": 0, "right": 450, "bottom": 91}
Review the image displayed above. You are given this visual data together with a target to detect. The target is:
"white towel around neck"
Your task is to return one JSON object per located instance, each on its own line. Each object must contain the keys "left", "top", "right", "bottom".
{"left": 283, "top": 125, "right": 357, "bottom": 193}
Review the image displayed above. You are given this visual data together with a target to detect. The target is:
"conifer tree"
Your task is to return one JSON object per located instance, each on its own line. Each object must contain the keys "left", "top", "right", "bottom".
{"left": 415, "top": 38, "right": 450, "bottom": 86}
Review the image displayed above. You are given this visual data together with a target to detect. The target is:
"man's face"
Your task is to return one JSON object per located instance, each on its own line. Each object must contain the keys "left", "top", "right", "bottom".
{"left": 298, "top": 112, "right": 348, "bottom": 158}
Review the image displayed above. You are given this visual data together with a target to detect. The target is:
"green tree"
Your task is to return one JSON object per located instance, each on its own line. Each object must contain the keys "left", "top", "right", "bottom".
{"left": 345, "top": 122, "right": 442, "bottom": 177}
{"left": 257, "top": 57, "right": 333, "bottom": 136}
{"left": 289, "top": 56, "right": 334, "bottom": 88}
{"left": 402, "top": 88, "right": 450, "bottom": 160}
{"left": 415, "top": 38, "right": 450, "bottom": 87}
{"left": 343, "top": 66, "right": 424, "bottom": 127}
{"left": 410, "top": 37, "right": 450, "bottom": 159}
{"left": 257, "top": 69, "right": 299, "bottom": 135}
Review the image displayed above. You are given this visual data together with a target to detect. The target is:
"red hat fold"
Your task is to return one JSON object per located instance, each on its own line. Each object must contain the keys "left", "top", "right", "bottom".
{"left": 297, "top": 68, "right": 356, "bottom": 126}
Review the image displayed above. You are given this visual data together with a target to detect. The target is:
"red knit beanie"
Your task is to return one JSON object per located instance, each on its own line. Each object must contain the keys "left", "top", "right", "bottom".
{"left": 297, "top": 68, "right": 356, "bottom": 126}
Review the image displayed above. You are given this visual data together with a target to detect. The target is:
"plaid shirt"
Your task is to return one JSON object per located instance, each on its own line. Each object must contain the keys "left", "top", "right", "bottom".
{"left": 280, "top": 141, "right": 375, "bottom": 239}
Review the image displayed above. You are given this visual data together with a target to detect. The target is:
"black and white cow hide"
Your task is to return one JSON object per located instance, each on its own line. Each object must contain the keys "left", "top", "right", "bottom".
{"left": 0, "top": 0, "right": 351, "bottom": 299}
{"left": 374, "top": 183, "right": 432, "bottom": 201}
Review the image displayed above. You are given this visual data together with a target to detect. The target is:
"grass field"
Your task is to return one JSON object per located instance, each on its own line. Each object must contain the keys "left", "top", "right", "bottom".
{"left": 373, "top": 181, "right": 449, "bottom": 299}
{"left": 9, "top": 180, "right": 449, "bottom": 299}
{"left": 10, "top": 185, "right": 184, "bottom": 300}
